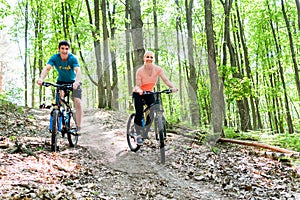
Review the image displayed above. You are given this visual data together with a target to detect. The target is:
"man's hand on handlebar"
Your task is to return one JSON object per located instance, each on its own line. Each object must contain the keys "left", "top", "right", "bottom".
{"left": 73, "top": 81, "right": 80, "bottom": 90}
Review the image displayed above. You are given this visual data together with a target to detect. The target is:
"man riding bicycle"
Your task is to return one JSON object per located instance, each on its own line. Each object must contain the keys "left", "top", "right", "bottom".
{"left": 37, "top": 40, "right": 83, "bottom": 133}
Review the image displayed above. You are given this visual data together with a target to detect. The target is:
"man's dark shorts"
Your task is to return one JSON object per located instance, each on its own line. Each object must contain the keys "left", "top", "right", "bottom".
{"left": 73, "top": 83, "right": 82, "bottom": 99}
{"left": 57, "top": 81, "right": 82, "bottom": 99}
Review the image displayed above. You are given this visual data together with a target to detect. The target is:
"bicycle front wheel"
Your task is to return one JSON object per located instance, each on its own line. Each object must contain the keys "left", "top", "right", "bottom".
{"left": 156, "top": 115, "right": 166, "bottom": 164}
{"left": 51, "top": 109, "right": 60, "bottom": 152}
{"left": 126, "top": 114, "right": 141, "bottom": 152}
{"left": 67, "top": 112, "right": 78, "bottom": 147}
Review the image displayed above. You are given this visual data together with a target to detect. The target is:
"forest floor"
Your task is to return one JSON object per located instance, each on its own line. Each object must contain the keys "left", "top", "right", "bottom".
{"left": 0, "top": 105, "right": 300, "bottom": 199}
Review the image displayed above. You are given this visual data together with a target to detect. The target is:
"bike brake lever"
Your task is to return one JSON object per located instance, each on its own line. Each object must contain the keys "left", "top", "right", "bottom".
{"left": 42, "top": 82, "right": 50, "bottom": 87}
{"left": 165, "top": 89, "right": 172, "bottom": 94}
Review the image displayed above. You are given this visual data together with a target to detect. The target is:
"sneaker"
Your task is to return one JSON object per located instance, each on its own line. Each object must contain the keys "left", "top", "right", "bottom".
{"left": 132, "top": 132, "right": 138, "bottom": 137}
{"left": 137, "top": 137, "right": 143, "bottom": 145}
{"left": 75, "top": 127, "right": 81, "bottom": 136}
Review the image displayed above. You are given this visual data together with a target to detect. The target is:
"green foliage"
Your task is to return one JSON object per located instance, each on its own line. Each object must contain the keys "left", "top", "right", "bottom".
{"left": 275, "top": 133, "right": 300, "bottom": 152}
{"left": 9, "top": 135, "right": 16, "bottom": 141}
{"left": 210, "top": 146, "right": 220, "bottom": 154}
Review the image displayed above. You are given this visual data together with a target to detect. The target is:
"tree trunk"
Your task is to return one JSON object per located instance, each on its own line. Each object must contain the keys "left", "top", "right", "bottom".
{"left": 185, "top": 0, "right": 200, "bottom": 126}
{"left": 129, "top": 0, "right": 145, "bottom": 71}
{"left": 24, "top": 0, "right": 28, "bottom": 107}
{"left": 125, "top": 0, "right": 133, "bottom": 98}
{"left": 204, "top": 0, "right": 224, "bottom": 136}
{"left": 222, "top": 0, "right": 250, "bottom": 131}
{"left": 175, "top": 0, "right": 185, "bottom": 122}
{"left": 235, "top": 1, "right": 256, "bottom": 130}
{"left": 269, "top": 9, "right": 294, "bottom": 133}
{"left": 281, "top": 0, "right": 300, "bottom": 97}
{"left": 295, "top": 0, "right": 300, "bottom": 30}
{"left": 102, "top": 0, "right": 112, "bottom": 109}
{"left": 108, "top": 2, "right": 119, "bottom": 110}
{"left": 85, "top": 0, "right": 105, "bottom": 108}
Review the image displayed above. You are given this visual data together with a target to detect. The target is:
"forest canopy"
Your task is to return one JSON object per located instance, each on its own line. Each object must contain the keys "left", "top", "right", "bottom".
{"left": 0, "top": 0, "right": 300, "bottom": 136}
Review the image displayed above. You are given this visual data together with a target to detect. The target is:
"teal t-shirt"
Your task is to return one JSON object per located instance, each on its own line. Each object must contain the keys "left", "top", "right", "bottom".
{"left": 47, "top": 53, "right": 80, "bottom": 82}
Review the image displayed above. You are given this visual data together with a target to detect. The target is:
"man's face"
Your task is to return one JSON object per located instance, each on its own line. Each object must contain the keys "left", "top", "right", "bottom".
{"left": 59, "top": 45, "right": 69, "bottom": 61}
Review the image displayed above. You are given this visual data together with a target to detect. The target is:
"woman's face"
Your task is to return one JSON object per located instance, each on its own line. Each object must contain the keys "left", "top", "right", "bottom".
{"left": 144, "top": 52, "right": 154, "bottom": 64}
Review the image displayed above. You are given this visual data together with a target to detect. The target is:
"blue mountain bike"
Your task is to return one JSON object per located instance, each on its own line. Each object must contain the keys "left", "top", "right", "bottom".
{"left": 42, "top": 82, "right": 79, "bottom": 152}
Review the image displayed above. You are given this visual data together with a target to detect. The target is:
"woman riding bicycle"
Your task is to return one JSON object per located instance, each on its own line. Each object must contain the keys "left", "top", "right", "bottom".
{"left": 133, "top": 50, "right": 178, "bottom": 145}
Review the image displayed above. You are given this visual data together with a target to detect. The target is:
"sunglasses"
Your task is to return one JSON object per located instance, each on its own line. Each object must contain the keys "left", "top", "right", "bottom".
{"left": 145, "top": 56, "right": 153, "bottom": 59}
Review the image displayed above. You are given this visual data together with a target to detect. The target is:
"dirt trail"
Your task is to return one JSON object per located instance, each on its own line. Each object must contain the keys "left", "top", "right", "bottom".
{"left": 1, "top": 107, "right": 299, "bottom": 199}
{"left": 77, "top": 109, "right": 230, "bottom": 199}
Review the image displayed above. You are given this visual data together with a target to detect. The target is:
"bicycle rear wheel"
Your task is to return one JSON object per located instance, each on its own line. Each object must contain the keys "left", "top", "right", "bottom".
{"left": 51, "top": 109, "right": 60, "bottom": 152}
{"left": 156, "top": 115, "right": 166, "bottom": 164}
{"left": 126, "top": 114, "right": 141, "bottom": 152}
{"left": 67, "top": 112, "right": 78, "bottom": 147}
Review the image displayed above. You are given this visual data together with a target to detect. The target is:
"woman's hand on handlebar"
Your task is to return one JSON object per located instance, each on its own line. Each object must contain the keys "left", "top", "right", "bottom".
{"left": 170, "top": 87, "right": 178, "bottom": 93}
{"left": 134, "top": 86, "right": 143, "bottom": 95}
{"left": 36, "top": 79, "right": 43, "bottom": 86}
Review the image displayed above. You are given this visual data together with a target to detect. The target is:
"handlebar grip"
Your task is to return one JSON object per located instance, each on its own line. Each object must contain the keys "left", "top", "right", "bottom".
{"left": 42, "top": 82, "right": 50, "bottom": 87}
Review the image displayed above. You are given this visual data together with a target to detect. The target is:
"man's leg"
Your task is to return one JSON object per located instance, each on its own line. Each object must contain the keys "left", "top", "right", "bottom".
{"left": 72, "top": 83, "right": 83, "bottom": 131}
{"left": 74, "top": 97, "right": 82, "bottom": 130}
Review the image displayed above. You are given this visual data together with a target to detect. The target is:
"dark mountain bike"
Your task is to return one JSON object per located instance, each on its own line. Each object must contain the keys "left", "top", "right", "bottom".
{"left": 126, "top": 89, "right": 173, "bottom": 164}
{"left": 42, "top": 82, "right": 79, "bottom": 152}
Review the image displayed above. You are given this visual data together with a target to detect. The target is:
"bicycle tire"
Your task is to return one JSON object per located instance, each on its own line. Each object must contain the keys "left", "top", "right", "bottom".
{"left": 157, "top": 115, "right": 166, "bottom": 164}
{"left": 51, "top": 109, "right": 59, "bottom": 152}
{"left": 126, "top": 114, "right": 141, "bottom": 152}
{"left": 67, "top": 112, "right": 78, "bottom": 147}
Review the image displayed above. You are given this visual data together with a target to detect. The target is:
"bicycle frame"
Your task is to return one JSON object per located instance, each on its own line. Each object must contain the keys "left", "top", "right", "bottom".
{"left": 48, "top": 83, "right": 73, "bottom": 131}
{"left": 142, "top": 90, "right": 170, "bottom": 137}
{"left": 42, "top": 82, "right": 78, "bottom": 151}
{"left": 126, "top": 89, "right": 172, "bottom": 164}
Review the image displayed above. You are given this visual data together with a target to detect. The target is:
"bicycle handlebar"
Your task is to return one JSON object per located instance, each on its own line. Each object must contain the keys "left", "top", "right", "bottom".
{"left": 42, "top": 82, "right": 73, "bottom": 90}
{"left": 143, "top": 89, "right": 173, "bottom": 95}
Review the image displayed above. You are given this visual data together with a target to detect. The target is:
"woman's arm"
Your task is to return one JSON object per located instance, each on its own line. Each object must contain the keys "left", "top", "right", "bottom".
{"left": 160, "top": 70, "right": 178, "bottom": 92}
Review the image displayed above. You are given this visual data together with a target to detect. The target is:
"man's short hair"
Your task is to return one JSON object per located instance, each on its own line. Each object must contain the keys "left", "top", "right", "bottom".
{"left": 58, "top": 40, "right": 70, "bottom": 48}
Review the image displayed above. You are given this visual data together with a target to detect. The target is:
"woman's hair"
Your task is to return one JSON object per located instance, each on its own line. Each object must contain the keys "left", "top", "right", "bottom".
{"left": 143, "top": 50, "right": 154, "bottom": 57}
{"left": 58, "top": 40, "right": 70, "bottom": 48}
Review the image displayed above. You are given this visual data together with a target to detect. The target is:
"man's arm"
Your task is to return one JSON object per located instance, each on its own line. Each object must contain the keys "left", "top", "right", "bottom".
{"left": 37, "top": 64, "right": 52, "bottom": 85}
{"left": 73, "top": 67, "right": 81, "bottom": 89}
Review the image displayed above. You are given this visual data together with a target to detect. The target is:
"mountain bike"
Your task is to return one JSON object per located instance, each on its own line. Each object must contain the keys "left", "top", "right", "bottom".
{"left": 42, "top": 82, "right": 79, "bottom": 152}
{"left": 126, "top": 89, "right": 173, "bottom": 164}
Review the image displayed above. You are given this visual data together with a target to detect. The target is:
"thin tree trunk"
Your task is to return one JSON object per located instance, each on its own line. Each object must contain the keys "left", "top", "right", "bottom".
{"left": 221, "top": 0, "right": 250, "bottom": 131}
{"left": 102, "top": 0, "right": 112, "bottom": 108}
{"left": 235, "top": 1, "right": 256, "bottom": 130}
{"left": 185, "top": 0, "right": 200, "bottom": 126}
{"left": 295, "top": 0, "right": 300, "bottom": 30}
{"left": 152, "top": 0, "right": 160, "bottom": 90}
{"left": 204, "top": 0, "right": 224, "bottom": 136}
{"left": 108, "top": 2, "right": 119, "bottom": 110}
{"left": 281, "top": 0, "right": 300, "bottom": 97}
{"left": 24, "top": 0, "right": 28, "bottom": 107}
{"left": 175, "top": 0, "right": 185, "bottom": 122}
{"left": 125, "top": 0, "right": 133, "bottom": 97}
{"left": 269, "top": 13, "right": 294, "bottom": 133}
{"left": 85, "top": 0, "right": 105, "bottom": 108}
